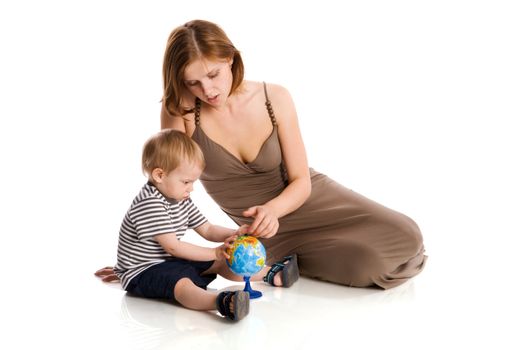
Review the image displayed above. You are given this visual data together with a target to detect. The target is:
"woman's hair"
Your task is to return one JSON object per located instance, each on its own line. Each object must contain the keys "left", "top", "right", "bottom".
{"left": 142, "top": 129, "right": 205, "bottom": 177}
{"left": 162, "top": 19, "right": 245, "bottom": 116}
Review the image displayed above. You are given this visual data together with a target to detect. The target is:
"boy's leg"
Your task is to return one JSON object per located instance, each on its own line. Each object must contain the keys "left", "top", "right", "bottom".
{"left": 202, "top": 259, "right": 245, "bottom": 282}
{"left": 204, "top": 259, "right": 285, "bottom": 286}
{"left": 174, "top": 278, "right": 216, "bottom": 310}
{"left": 174, "top": 277, "right": 249, "bottom": 320}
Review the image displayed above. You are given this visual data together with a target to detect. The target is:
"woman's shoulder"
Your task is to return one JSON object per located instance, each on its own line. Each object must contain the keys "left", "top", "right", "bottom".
{"left": 160, "top": 102, "right": 195, "bottom": 134}
{"left": 241, "top": 80, "right": 292, "bottom": 105}
{"left": 243, "top": 80, "right": 289, "bottom": 93}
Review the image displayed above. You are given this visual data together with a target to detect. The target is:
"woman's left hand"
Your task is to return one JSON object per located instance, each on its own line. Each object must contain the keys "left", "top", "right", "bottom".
{"left": 242, "top": 205, "right": 279, "bottom": 238}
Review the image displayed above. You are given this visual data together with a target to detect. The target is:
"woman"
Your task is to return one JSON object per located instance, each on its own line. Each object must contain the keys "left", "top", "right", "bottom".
{"left": 98, "top": 19, "right": 426, "bottom": 289}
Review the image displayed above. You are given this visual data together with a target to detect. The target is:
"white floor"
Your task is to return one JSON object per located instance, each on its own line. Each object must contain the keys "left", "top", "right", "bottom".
{"left": 1, "top": 1, "right": 524, "bottom": 349}
{"left": 8, "top": 249, "right": 523, "bottom": 350}
{"left": 6, "top": 224, "right": 524, "bottom": 350}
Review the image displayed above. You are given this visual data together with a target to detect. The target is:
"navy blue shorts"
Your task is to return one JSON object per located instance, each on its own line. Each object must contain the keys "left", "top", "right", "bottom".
{"left": 125, "top": 258, "right": 216, "bottom": 300}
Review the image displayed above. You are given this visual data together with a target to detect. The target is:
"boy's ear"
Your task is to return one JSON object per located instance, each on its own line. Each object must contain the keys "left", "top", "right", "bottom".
{"left": 151, "top": 168, "right": 164, "bottom": 183}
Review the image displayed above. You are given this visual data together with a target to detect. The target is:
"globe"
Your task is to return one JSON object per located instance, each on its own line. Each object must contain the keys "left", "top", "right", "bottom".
{"left": 226, "top": 235, "right": 266, "bottom": 277}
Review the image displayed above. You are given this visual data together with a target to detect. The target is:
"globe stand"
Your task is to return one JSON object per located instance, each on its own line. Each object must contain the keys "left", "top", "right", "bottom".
{"left": 243, "top": 276, "right": 262, "bottom": 299}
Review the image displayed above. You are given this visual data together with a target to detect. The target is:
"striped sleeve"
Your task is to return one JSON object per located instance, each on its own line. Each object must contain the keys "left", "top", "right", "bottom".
{"left": 129, "top": 196, "right": 175, "bottom": 240}
{"left": 185, "top": 198, "right": 208, "bottom": 229}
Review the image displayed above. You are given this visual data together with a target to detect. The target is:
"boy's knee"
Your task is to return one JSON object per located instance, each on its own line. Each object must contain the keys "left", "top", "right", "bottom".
{"left": 174, "top": 277, "right": 194, "bottom": 300}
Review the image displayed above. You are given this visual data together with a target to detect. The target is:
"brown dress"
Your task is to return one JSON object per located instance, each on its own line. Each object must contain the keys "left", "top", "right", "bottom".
{"left": 192, "top": 84, "right": 427, "bottom": 289}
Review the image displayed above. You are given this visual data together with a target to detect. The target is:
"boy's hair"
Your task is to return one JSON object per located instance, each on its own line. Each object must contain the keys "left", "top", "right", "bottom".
{"left": 142, "top": 129, "right": 205, "bottom": 177}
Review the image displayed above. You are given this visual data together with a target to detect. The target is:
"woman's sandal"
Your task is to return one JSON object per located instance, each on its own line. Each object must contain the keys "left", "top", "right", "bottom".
{"left": 263, "top": 254, "right": 299, "bottom": 287}
{"left": 216, "top": 290, "right": 250, "bottom": 321}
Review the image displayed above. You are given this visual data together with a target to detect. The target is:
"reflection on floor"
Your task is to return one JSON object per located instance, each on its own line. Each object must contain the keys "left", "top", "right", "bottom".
{"left": 114, "top": 275, "right": 421, "bottom": 349}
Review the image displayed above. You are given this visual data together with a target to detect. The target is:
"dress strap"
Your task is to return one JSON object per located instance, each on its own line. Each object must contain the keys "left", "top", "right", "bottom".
{"left": 263, "top": 82, "right": 277, "bottom": 126}
{"left": 194, "top": 98, "right": 201, "bottom": 126}
{"left": 196, "top": 85, "right": 276, "bottom": 126}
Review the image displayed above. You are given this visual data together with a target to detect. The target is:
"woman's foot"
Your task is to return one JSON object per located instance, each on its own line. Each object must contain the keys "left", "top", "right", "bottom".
{"left": 264, "top": 254, "right": 299, "bottom": 287}
{"left": 216, "top": 291, "right": 250, "bottom": 321}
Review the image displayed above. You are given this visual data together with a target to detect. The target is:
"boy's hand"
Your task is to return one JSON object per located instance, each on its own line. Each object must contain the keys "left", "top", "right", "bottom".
{"left": 216, "top": 233, "right": 238, "bottom": 260}
{"left": 215, "top": 245, "right": 228, "bottom": 260}
{"left": 235, "top": 224, "right": 251, "bottom": 236}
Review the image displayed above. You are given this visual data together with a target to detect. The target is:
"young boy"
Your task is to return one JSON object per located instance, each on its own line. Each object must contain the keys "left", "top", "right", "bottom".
{"left": 96, "top": 129, "right": 299, "bottom": 321}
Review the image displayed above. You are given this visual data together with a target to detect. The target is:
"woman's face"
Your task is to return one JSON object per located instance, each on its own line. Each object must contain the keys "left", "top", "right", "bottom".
{"left": 183, "top": 57, "right": 233, "bottom": 107}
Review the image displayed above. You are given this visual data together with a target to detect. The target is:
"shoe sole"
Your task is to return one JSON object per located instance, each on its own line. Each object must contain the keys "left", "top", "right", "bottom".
{"left": 233, "top": 291, "right": 250, "bottom": 321}
{"left": 282, "top": 254, "right": 299, "bottom": 287}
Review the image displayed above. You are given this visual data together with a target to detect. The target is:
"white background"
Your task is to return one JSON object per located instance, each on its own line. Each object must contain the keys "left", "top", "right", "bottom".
{"left": 1, "top": 0, "right": 524, "bottom": 349}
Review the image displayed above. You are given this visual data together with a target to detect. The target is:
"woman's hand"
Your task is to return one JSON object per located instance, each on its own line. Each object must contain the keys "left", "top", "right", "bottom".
{"left": 235, "top": 224, "right": 251, "bottom": 236}
{"left": 242, "top": 205, "right": 279, "bottom": 238}
{"left": 94, "top": 266, "right": 120, "bottom": 283}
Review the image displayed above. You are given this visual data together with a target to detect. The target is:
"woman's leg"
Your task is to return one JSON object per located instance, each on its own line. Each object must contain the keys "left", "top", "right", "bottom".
{"left": 265, "top": 190, "right": 427, "bottom": 289}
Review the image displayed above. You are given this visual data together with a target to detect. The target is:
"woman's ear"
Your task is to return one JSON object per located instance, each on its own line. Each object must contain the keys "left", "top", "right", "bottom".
{"left": 151, "top": 168, "right": 164, "bottom": 183}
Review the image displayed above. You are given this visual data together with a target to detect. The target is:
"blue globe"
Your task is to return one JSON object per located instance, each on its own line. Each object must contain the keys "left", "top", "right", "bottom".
{"left": 226, "top": 235, "right": 266, "bottom": 276}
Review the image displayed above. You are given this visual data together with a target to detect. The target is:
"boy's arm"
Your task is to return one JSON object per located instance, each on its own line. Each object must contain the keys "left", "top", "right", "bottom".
{"left": 154, "top": 233, "right": 231, "bottom": 261}
{"left": 194, "top": 222, "right": 249, "bottom": 242}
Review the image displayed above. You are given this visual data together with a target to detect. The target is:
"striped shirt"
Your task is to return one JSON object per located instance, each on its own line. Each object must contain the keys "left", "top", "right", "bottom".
{"left": 114, "top": 182, "right": 207, "bottom": 289}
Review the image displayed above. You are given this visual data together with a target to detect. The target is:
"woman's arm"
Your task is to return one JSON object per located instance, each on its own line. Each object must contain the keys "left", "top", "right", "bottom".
{"left": 161, "top": 104, "right": 186, "bottom": 131}
{"left": 244, "top": 84, "right": 312, "bottom": 238}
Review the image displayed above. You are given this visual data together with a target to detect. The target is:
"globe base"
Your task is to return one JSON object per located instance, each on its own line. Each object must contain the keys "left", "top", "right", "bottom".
{"left": 243, "top": 276, "right": 262, "bottom": 299}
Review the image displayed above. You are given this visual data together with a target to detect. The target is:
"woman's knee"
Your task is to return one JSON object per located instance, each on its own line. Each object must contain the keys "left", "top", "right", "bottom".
{"left": 396, "top": 214, "right": 425, "bottom": 257}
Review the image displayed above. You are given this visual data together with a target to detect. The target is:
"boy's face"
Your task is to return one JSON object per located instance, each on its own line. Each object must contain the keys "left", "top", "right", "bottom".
{"left": 154, "top": 160, "right": 203, "bottom": 201}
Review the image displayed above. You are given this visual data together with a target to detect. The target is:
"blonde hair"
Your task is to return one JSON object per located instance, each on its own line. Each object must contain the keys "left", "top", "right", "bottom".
{"left": 162, "top": 19, "right": 245, "bottom": 116}
{"left": 142, "top": 129, "right": 205, "bottom": 177}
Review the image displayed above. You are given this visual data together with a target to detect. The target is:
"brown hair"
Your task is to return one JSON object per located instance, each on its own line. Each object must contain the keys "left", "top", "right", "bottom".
{"left": 142, "top": 129, "right": 205, "bottom": 177}
{"left": 162, "top": 19, "right": 245, "bottom": 116}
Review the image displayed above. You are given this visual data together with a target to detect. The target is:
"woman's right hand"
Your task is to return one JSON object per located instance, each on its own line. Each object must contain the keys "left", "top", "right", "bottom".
{"left": 94, "top": 266, "right": 119, "bottom": 283}
{"left": 242, "top": 205, "right": 279, "bottom": 238}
